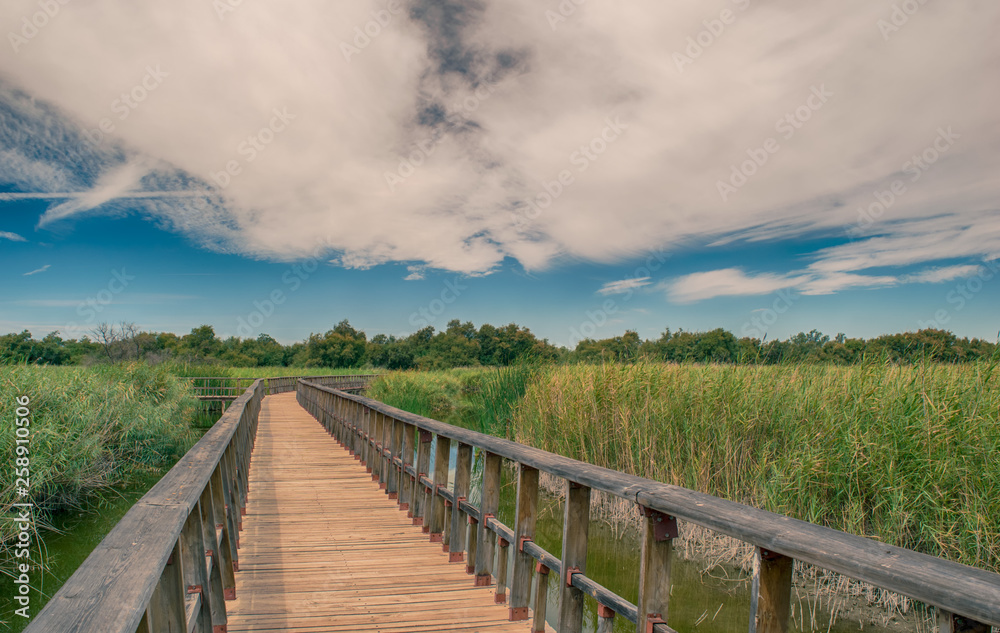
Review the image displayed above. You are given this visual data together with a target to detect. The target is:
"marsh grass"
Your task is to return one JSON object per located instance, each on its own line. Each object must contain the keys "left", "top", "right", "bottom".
{"left": 513, "top": 360, "right": 1000, "bottom": 573}
{"left": 371, "top": 361, "right": 1000, "bottom": 573}
{"left": 0, "top": 363, "right": 199, "bottom": 578}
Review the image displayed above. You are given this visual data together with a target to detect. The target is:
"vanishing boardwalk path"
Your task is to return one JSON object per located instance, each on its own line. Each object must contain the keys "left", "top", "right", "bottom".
{"left": 228, "top": 393, "right": 528, "bottom": 633}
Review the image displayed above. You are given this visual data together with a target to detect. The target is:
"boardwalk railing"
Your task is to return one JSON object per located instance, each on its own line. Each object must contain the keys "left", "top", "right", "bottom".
{"left": 188, "top": 374, "right": 377, "bottom": 400}
{"left": 23, "top": 379, "right": 275, "bottom": 633}
{"left": 296, "top": 379, "right": 1000, "bottom": 633}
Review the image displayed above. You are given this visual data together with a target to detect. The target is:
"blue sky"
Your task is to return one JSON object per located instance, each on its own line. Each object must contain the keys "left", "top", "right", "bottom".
{"left": 1, "top": 1, "right": 998, "bottom": 347}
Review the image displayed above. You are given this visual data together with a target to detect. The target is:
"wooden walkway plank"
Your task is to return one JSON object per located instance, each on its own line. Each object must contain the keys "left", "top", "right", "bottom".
{"left": 227, "top": 393, "right": 535, "bottom": 633}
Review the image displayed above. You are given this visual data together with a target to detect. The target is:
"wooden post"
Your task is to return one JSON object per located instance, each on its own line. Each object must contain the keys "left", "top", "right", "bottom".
{"left": 210, "top": 462, "right": 237, "bottom": 598}
{"left": 748, "top": 548, "right": 793, "bottom": 633}
{"left": 180, "top": 503, "right": 213, "bottom": 633}
{"left": 385, "top": 416, "right": 398, "bottom": 498}
{"left": 467, "top": 514, "right": 479, "bottom": 575}
{"left": 429, "top": 435, "right": 451, "bottom": 543}
{"left": 937, "top": 610, "right": 990, "bottom": 633}
{"left": 597, "top": 604, "right": 616, "bottom": 633}
{"left": 495, "top": 538, "right": 510, "bottom": 604}
{"left": 510, "top": 465, "right": 539, "bottom": 621}
{"left": 413, "top": 429, "right": 432, "bottom": 527}
{"left": 475, "top": 452, "right": 502, "bottom": 586}
{"left": 392, "top": 418, "right": 404, "bottom": 501}
{"left": 199, "top": 483, "right": 228, "bottom": 632}
{"left": 532, "top": 563, "right": 550, "bottom": 633}
{"left": 401, "top": 423, "right": 416, "bottom": 514}
{"left": 147, "top": 539, "right": 186, "bottom": 633}
{"left": 637, "top": 506, "right": 677, "bottom": 633}
{"left": 450, "top": 443, "right": 472, "bottom": 563}
{"left": 559, "top": 481, "right": 590, "bottom": 633}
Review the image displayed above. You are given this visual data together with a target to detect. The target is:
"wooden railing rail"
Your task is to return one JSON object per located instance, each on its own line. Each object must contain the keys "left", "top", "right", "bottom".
{"left": 24, "top": 380, "right": 266, "bottom": 633}
{"left": 188, "top": 374, "right": 378, "bottom": 399}
{"left": 296, "top": 380, "right": 1000, "bottom": 633}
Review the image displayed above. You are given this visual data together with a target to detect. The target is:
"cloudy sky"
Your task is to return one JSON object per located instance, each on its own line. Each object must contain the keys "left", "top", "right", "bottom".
{"left": 1, "top": 0, "right": 998, "bottom": 346}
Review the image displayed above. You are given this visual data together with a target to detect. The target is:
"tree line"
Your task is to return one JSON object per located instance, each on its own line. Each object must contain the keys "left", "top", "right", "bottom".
{"left": 1, "top": 319, "right": 996, "bottom": 368}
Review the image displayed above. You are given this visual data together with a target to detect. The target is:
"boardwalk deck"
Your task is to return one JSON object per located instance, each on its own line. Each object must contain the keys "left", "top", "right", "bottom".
{"left": 228, "top": 393, "right": 532, "bottom": 633}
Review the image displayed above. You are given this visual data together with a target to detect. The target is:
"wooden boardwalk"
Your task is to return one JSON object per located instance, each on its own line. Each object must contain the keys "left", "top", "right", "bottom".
{"left": 228, "top": 393, "right": 529, "bottom": 633}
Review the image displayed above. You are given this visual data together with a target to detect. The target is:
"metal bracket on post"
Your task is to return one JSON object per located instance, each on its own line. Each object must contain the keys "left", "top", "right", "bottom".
{"left": 565, "top": 565, "right": 581, "bottom": 587}
{"left": 640, "top": 505, "right": 678, "bottom": 541}
{"left": 518, "top": 536, "right": 532, "bottom": 552}
{"left": 645, "top": 613, "right": 667, "bottom": 633}
{"left": 419, "top": 429, "right": 432, "bottom": 443}
{"left": 597, "top": 604, "right": 615, "bottom": 619}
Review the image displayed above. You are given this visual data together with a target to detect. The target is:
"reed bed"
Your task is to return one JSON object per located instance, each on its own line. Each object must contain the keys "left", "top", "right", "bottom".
{"left": 0, "top": 363, "right": 199, "bottom": 578}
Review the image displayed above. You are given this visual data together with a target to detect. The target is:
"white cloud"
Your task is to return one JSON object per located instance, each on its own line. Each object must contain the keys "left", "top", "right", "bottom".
{"left": 598, "top": 277, "right": 651, "bottom": 295}
{"left": 23, "top": 264, "right": 50, "bottom": 276}
{"left": 667, "top": 268, "right": 804, "bottom": 303}
{"left": 902, "top": 264, "right": 982, "bottom": 284}
{"left": 0, "top": 0, "right": 996, "bottom": 279}
{"left": 1, "top": 231, "right": 27, "bottom": 242}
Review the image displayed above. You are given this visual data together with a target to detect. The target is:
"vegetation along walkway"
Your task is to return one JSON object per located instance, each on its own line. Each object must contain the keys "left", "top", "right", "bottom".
{"left": 228, "top": 392, "right": 529, "bottom": 633}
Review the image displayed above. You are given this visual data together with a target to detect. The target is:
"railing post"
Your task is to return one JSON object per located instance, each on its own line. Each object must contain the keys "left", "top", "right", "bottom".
{"left": 510, "top": 464, "right": 539, "bottom": 620}
{"left": 180, "top": 502, "right": 213, "bottom": 633}
{"left": 748, "top": 548, "right": 793, "bottom": 633}
{"left": 413, "top": 429, "right": 432, "bottom": 527}
{"left": 429, "top": 434, "right": 451, "bottom": 543}
{"left": 532, "top": 563, "right": 550, "bottom": 633}
{"left": 210, "top": 462, "right": 238, "bottom": 599}
{"left": 199, "top": 483, "right": 228, "bottom": 632}
{"left": 391, "top": 417, "right": 404, "bottom": 501}
{"left": 475, "top": 451, "right": 502, "bottom": 587}
{"left": 937, "top": 610, "right": 990, "bottom": 633}
{"left": 559, "top": 481, "right": 590, "bottom": 633}
{"left": 450, "top": 443, "right": 472, "bottom": 563}
{"left": 637, "top": 506, "right": 677, "bottom": 633}
{"left": 401, "top": 423, "right": 416, "bottom": 514}
{"left": 597, "top": 604, "right": 616, "bottom": 633}
{"left": 147, "top": 538, "right": 186, "bottom": 633}
{"left": 496, "top": 537, "right": 510, "bottom": 604}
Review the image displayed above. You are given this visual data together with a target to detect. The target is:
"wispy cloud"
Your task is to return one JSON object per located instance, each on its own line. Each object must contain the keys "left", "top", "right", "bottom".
{"left": 598, "top": 277, "right": 651, "bottom": 295}
{"left": 666, "top": 269, "right": 804, "bottom": 303}
{"left": 902, "top": 265, "right": 983, "bottom": 284}
{"left": 1, "top": 231, "right": 27, "bottom": 242}
{"left": 23, "top": 264, "right": 50, "bottom": 276}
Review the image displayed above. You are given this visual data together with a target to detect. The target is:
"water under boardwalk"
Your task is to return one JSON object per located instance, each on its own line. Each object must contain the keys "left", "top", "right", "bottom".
{"left": 228, "top": 392, "right": 532, "bottom": 633}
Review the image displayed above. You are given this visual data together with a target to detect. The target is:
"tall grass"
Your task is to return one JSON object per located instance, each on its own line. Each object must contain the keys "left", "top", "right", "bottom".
{"left": 511, "top": 360, "right": 1000, "bottom": 572}
{"left": 0, "top": 363, "right": 199, "bottom": 577}
{"left": 372, "top": 361, "right": 1000, "bottom": 573}
{"left": 366, "top": 370, "right": 475, "bottom": 421}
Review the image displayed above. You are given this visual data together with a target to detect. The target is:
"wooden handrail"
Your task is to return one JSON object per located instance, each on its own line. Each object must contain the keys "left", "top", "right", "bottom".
{"left": 296, "top": 379, "right": 1000, "bottom": 632}
{"left": 24, "top": 380, "right": 268, "bottom": 633}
